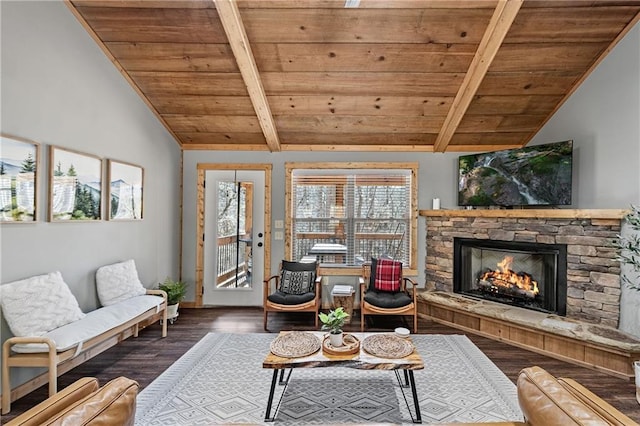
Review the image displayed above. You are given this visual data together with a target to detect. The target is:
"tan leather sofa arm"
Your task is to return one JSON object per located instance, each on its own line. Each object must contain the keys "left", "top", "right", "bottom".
{"left": 517, "top": 366, "right": 635, "bottom": 426}
{"left": 6, "top": 377, "right": 139, "bottom": 426}
{"left": 557, "top": 377, "right": 638, "bottom": 426}
{"left": 5, "top": 377, "right": 99, "bottom": 426}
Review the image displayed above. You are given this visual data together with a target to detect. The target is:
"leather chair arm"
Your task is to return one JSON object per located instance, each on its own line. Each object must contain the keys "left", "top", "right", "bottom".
{"left": 517, "top": 366, "right": 631, "bottom": 426}
{"left": 5, "top": 378, "right": 100, "bottom": 426}
{"left": 557, "top": 377, "right": 638, "bottom": 425}
{"left": 47, "top": 377, "right": 138, "bottom": 426}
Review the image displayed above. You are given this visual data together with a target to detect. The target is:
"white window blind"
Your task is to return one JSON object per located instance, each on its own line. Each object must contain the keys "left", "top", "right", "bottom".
{"left": 290, "top": 168, "right": 412, "bottom": 267}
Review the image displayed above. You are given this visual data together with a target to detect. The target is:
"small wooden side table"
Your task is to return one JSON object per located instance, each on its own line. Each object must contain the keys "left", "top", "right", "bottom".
{"left": 331, "top": 285, "right": 355, "bottom": 324}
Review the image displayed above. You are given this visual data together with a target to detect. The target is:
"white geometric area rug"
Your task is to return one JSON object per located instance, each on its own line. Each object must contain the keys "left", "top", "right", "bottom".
{"left": 135, "top": 333, "right": 523, "bottom": 425}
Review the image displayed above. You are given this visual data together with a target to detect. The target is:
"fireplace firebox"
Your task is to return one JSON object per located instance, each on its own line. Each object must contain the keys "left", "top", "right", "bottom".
{"left": 454, "top": 238, "right": 567, "bottom": 315}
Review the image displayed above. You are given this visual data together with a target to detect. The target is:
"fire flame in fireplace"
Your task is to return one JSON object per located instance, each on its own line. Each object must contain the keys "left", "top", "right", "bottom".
{"left": 478, "top": 256, "right": 539, "bottom": 299}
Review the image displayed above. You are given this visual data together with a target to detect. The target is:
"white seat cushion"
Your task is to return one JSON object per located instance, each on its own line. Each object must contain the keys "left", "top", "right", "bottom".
{"left": 11, "top": 294, "right": 163, "bottom": 354}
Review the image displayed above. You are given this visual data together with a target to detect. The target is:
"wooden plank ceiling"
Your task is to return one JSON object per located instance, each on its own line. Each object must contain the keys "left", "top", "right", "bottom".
{"left": 67, "top": 0, "right": 640, "bottom": 153}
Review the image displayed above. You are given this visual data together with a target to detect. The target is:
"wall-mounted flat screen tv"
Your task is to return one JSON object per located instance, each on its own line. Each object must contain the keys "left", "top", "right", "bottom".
{"left": 458, "top": 140, "right": 573, "bottom": 207}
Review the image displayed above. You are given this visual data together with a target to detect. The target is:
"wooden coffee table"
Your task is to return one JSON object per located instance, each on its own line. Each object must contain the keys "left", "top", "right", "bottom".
{"left": 263, "top": 331, "right": 424, "bottom": 423}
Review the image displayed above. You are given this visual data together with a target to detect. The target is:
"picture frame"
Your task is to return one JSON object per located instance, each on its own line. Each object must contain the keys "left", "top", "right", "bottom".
{"left": 107, "top": 159, "right": 144, "bottom": 220}
{"left": 0, "top": 134, "right": 39, "bottom": 223}
{"left": 49, "top": 146, "right": 102, "bottom": 221}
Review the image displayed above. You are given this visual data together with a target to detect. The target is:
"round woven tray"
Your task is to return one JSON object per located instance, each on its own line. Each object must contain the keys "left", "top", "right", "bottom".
{"left": 322, "top": 333, "right": 360, "bottom": 355}
{"left": 270, "top": 331, "right": 321, "bottom": 358}
{"left": 362, "top": 334, "right": 415, "bottom": 359}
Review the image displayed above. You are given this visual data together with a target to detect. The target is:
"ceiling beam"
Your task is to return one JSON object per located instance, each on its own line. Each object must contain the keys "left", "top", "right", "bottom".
{"left": 433, "top": 0, "right": 523, "bottom": 153}
{"left": 214, "top": 0, "right": 281, "bottom": 152}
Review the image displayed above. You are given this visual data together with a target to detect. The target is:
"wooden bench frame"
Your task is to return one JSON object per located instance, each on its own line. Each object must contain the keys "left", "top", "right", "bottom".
{"left": 1, "top": 289, "right": 167, "bottom": 414}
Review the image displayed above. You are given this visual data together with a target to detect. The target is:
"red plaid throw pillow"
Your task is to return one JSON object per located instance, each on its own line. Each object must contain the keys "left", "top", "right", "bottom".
{"left": 374, "top": 258, "right": 402, "bottom": 292}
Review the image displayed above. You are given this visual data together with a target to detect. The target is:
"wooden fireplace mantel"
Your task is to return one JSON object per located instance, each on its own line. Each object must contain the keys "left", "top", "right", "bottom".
{"left": 419, "top": 208, "right": 627, "bottom": 220}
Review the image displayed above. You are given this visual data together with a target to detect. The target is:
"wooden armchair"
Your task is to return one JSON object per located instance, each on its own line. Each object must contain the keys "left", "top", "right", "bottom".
{"left": 360, "top": 258, "right": 418, "bottom": 333}
{"left": 263, "top": 260, "right": 321, "bottom": 330}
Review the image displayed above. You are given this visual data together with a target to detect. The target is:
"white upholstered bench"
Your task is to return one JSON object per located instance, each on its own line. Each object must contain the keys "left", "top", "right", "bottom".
{"left": 0, "top": 260, "right": 167, "bottom": 414}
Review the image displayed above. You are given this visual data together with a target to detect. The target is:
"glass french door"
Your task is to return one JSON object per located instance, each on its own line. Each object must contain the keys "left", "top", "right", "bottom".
{"left": 203, "top": 170, "right": 265, "bottom": 306}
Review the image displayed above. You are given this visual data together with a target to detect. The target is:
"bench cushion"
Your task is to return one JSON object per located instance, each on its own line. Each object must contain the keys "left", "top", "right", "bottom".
{"left": 11, "top": 295, "right": 163, "bottom": 354}
{"left": 96, "top": 259, "right": 146, "bottom": 307}
{"left": 0, "top": 271, "right": 85, "bottom": 337}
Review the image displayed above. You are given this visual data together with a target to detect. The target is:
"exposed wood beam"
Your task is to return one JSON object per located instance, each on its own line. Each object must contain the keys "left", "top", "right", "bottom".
{"left": 433, "top": 0, "right": 523, "bottom": 153}
{"left": 214, "top": 0, "right": 281, "bottom": 152}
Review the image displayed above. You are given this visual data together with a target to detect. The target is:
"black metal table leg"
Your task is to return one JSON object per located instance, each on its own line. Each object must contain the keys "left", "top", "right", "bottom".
{"left": 395, "top": 369, "right": 422, "bottom": 423}
{"left": 408, "top": 370, "right": 422, "bottom": 423}
{"left": 394, "top": 369, "right": 410, "bottom": 388}
{"left": 264, "top": 369, "right": 279, "bottom": 422}
{"left": 265, "top": 368, "right": 293, "bottom": 422}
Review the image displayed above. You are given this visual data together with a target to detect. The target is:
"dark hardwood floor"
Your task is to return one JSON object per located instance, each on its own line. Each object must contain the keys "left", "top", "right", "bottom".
{"left": 2, "top": 307, "right": 639, "bottom": 423}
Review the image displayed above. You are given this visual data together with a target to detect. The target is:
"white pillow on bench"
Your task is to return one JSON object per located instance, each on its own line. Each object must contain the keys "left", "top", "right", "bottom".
{"left": 96, "top": 259, "right": 146, "bottom": 306}
{"left": 0, "top": 271, "right": 85, "bottom": 337}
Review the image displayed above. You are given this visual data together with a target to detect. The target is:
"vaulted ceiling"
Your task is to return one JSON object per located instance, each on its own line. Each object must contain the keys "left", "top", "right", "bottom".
{"left": 67, "top": 0, "right": 640, "bottom": 153}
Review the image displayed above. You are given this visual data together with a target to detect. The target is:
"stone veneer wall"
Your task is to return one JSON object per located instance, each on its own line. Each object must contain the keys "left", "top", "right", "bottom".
{"left": 425, "top": 215, "right": 621, "bottom": 327}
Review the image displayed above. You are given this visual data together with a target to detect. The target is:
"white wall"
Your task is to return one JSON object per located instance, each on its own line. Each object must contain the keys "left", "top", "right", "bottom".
{"left": 0, "top": 0, "right": 182, "bottom": 389}
{"left": 529, "top": 25, "right": 640, "bottom": 336}
{"left": 529, "top": 23, "right": 640, "bottom": 208}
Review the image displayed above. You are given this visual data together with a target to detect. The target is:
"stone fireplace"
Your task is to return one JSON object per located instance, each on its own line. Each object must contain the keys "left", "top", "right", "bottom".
{"left": 453, "top": 238, "right": 567, "bottom": 316}
{"left": 423, "top": 209, "right": 623, "bottom": 327}
{"left": 418, "top": 209, "right": 640, "bottom": 379}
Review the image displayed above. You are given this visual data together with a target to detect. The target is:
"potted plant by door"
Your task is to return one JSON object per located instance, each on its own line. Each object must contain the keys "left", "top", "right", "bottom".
{"left": 159, "top": 278, "right": 188, "bottom": 324}
{"left": 319, "top": 307, "right": 350, "bottom": 347}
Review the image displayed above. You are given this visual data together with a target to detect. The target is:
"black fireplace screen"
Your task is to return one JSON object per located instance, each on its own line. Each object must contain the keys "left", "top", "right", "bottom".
{"left": 454, "top": 238, "right": 567, "bottom": 315}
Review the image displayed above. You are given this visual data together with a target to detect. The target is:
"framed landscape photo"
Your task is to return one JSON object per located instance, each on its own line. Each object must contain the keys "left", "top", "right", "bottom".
{"left": 0, "top": 134, "right": 39, "bottom": 223}
{"left": 107, "top": 160, "right": 144, "bottom": 220}
{"left": 49, "top": 146, "right": 102, "bottom": 221}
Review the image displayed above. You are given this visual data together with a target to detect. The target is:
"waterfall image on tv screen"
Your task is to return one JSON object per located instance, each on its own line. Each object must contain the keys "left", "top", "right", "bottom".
{"left": 458, "top": 140, "right": 573, "bottom": 207}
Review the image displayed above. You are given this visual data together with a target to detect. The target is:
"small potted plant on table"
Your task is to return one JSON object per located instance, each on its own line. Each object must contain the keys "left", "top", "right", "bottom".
{"left": 159, "top": 278, "right": 188, "bottom": 324}
{"left": 319, "top": 307, "right": 350, "bottom": 347}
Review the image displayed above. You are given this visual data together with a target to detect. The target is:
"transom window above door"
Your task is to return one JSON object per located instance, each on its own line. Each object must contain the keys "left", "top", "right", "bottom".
{"left": 286, "top": 163, "right": 418, "bottom": 274}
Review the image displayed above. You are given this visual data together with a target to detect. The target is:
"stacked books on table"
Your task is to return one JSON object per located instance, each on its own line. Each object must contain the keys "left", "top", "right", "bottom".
{"left": 332, "top": 285, "right": 354, "bottom": 295}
